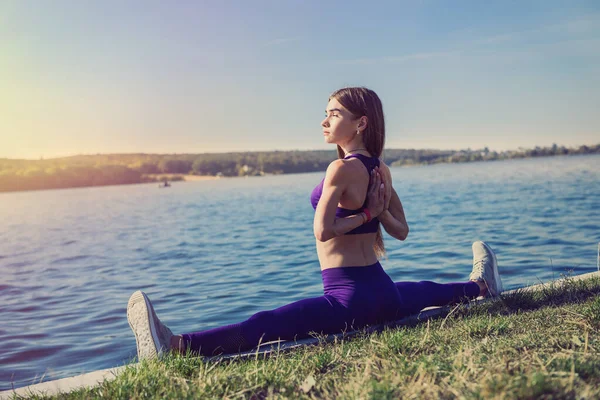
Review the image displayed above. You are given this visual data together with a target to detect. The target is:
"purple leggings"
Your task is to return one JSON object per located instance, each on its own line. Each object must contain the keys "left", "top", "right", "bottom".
{"left": 181, "top": 262, "right": 479, "bottom": 356}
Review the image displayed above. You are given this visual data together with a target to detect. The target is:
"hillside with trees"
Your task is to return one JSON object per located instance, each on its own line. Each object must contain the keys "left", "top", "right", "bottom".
{"left": 0, "top": 143, "right": 598, "bottom": 193}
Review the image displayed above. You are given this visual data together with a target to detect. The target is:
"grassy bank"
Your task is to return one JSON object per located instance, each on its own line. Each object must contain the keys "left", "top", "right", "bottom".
{"left": 18, "top": 274, "right": 600, "bottom": 399}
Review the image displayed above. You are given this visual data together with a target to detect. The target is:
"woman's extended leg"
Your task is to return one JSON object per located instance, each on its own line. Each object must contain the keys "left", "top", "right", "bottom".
{"left": 393, "top": 241, "right": 502, "bottom": 316}
{"left": 128, "top": 292, "right": 349, "bottom": 360}
{"left": 173, "top": 295, "right": 350, "bottom": 357}
{"left": 393, "top": 280, "right": 480, "bottom": 316}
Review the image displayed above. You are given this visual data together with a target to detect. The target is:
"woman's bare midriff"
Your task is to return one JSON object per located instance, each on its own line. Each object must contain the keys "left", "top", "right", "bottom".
{"left": 316, "top": 233, "right": 378, "bottom": 270}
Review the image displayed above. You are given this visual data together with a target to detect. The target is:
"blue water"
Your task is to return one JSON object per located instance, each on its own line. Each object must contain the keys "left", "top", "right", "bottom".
{"left": 1, "top": 155, "right": 599, "bottom": 390}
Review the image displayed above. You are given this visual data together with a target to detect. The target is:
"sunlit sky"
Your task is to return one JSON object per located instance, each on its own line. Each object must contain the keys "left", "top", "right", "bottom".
{"left": 1, "top": 1, "right": 599, "bottom": 159}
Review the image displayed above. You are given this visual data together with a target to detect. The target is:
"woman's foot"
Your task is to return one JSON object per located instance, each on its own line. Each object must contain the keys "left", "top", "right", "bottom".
{"left": 127, "top": 290, "right": 173, "bottom": 360}
{"left": 469, "top": 241, "right": 503, "bottom": 297}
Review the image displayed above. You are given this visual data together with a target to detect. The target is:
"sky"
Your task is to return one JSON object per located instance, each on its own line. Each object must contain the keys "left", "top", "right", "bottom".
{"left": 1, "top": 0, "right": 599, "bottom": 159}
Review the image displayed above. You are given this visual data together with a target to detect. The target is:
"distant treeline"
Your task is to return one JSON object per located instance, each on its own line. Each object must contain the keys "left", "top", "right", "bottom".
{"left": 1, "top": 143, "right": 598, "bottom": 193}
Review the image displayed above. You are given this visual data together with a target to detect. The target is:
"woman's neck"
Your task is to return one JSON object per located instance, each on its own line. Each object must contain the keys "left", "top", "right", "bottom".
{"left": 346, "top": 147, "right": 366, "bottom": 154}
{"left": 340, "top": 141, "right": 369, "bottom": 157}
{"left": 343, "top": 147, "right": 371, "bottom": 158}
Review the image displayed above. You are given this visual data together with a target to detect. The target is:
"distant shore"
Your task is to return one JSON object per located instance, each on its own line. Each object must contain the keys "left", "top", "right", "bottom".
{"left": 1, "top": 145, "right": 598, "bottom": 193}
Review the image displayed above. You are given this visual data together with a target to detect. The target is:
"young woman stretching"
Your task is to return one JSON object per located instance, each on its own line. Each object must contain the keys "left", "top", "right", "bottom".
{"left": 127, "top": 87, "right": 503, "bottom": 360}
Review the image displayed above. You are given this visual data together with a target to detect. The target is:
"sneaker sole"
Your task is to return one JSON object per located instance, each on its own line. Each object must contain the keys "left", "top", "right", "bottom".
{"left": 127, "top": 290, "right": 161, "bottom": 360}
{"left": 481, "top": 241, "right": 503, "bottom": 296}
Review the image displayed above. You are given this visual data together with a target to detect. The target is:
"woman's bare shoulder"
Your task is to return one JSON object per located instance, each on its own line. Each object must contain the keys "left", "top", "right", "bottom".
{"left": 324, "top": 159, "right": 356, "bottom": 185}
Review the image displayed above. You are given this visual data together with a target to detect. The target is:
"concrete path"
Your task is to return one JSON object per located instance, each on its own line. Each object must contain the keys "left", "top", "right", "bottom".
{"left": 2, "top": 271, "right": 598, "bottom": 399}
{"left": 0, "top": 366, "right": 126, "bottom": 400}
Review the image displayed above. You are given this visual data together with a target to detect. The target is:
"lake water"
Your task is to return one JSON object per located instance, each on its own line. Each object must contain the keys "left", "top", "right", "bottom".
{"left": 1, "top": 155, "right": 599, "bottom": 390}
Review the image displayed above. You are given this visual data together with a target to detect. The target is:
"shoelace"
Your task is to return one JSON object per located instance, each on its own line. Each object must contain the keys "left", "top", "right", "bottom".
{"left": 471, "top": 259, "right": 485, "bottom": 279}
{"left": 472, "top": 259, "right": 495, "bottom": 296}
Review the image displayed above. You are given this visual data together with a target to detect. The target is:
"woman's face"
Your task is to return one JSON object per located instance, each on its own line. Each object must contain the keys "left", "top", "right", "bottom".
{"left": 321, "top": 98, "right": 358, "bottom": 145}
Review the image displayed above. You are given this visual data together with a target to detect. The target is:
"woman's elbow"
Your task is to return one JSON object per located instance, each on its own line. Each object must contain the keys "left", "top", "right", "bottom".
{"left": 382, "top": 220, "right": 409, "bottom": 241}
{"left": 393, "top": 225, "right": 409, "bottom": 241}
{"left": 314, "top": 226, "right": 335, "bottom": 242}
{"left": 400, "top": 225, "right": 409, "bottom": 240}
{"left": 398, "top": 228, "right": 409, "bottom": 241}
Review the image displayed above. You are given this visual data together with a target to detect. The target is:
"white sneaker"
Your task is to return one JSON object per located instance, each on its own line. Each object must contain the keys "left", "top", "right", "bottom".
{"left": 127, "top": 290, "right": 173, "bottom": 360}
{"left": 469, "top": 241, "right": 503, "bottom": 297}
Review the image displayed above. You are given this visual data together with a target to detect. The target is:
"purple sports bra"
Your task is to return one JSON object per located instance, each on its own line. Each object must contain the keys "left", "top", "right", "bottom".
{"left": 310, "top": 153, "right": 380, "bottom": 235}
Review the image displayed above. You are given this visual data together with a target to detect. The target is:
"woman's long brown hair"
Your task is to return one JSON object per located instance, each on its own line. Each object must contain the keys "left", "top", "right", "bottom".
{"left": 330, "top": 87, "right": 386, "bottom": 259}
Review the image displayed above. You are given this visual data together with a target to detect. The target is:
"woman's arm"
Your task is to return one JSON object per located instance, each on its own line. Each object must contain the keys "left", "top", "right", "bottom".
{"left": 314, "top": 160, "right": 384, "bottom": 242}
{"left": 377, "top": 163, "right": 409, "bottom": 241}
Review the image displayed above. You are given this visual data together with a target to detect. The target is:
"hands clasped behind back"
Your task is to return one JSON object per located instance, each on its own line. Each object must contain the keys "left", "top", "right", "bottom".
{"left": 365, "top": 167, "right": 386, "bottom": 218}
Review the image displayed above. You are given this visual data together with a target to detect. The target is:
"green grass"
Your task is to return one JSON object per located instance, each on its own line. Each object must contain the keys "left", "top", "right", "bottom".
{"left": 15, "top": 274, "right": 600, "bottom": 399}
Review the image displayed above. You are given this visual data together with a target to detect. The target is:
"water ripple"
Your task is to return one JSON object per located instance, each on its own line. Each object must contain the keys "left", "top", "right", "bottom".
{"left": 50, "top": 255, "right": 94, "bottom": 264}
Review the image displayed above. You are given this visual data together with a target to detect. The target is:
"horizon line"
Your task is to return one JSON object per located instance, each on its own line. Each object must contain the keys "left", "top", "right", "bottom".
{"left": 2, "top": 142, "right": 599, "bottom": 161}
